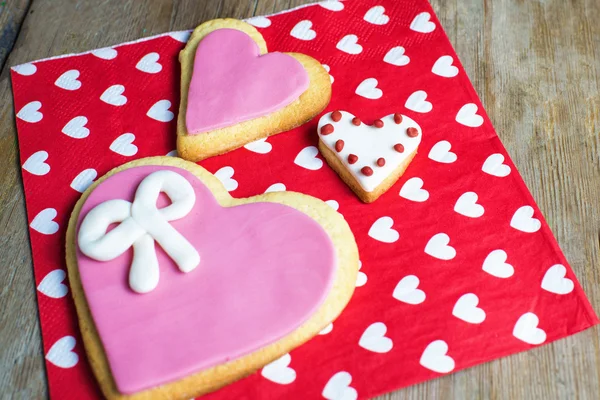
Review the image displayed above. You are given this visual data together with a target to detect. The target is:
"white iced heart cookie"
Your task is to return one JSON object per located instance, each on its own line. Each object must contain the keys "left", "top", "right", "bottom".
{"left": 317, "top": 111, "right": 422, "bottom": 203}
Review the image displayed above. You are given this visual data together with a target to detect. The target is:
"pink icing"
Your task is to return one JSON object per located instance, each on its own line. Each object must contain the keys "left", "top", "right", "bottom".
{"left": 75, "top": 166, "right": 335, "bottom": 394}
{"left": 185, "top": 28, "right": 310, "bottom": 134}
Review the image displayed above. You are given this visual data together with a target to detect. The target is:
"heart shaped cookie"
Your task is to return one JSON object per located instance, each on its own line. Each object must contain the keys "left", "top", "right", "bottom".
{"left": 317, "top": 111, "right": 423, "bottom": 203}
{"left": 177, "top": 19, "right": 332, "bottom": 161}
{"left": 66, "top": 157, "right": 358, "bottom": 399}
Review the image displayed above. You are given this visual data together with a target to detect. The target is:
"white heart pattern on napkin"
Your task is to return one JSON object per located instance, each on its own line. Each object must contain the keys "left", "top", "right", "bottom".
{"left": 428, "top": 140, "right": 457, "bottom": 163}
{"left": 355, "top": 260, "right": 367, "bottom": 287}
{"left": 425, "top": 233, "right": 456, "bottom": 260}
{"left": 405, "top": 90, "right": 432, "bottom": 113}
{"left": 147, "top": 100, "right": 174, "bottom": 122}
{"left": 319, "top": 1, "right": 344, "bottom": 11}
{"left": 246, "top": 16, "right": 272, "bottom": 28}
{"left": 410, "top": 12, "right": 436, "bottom": 33}
{"left": 23, "top": 150, "right": 50, "bottom": 176}
{"left": 393, "top": 275, "right": 426, "bottom": 304}
{"left": 355, "top": 78, "right": 382, "bottom": 99}
{"left": 62, "top": 116, "right": 89, "bottom": 139}
{"left": 452, "top": 293, "right": 486, "bottom": 324}
{"left": 136, "top": 52, "right": 162, "bottom": 74}
{"left": 70, "top": 168, "right": 97, "bottom": 193}
{"left": 46, "top": 336, "right": 79, "bottom": 368}
{"left": 265, "top": 183, "right": 286, "bottom": 193}
{"left": 290, "top": 20, "right": 316, "bottom": 40}
{"left": 100, "top": 84, "right": 127, "bottom": 106}
{"left": 319, "top": 323, "right": 333, "bottom": 335}
{"left": 322, "top": 371, "right": 358, "bottom": 400}
{"left": 13, "top": 63, "right": 37, "bottom": 76}
{"left": 482, "top": 249, "right": 514, "bottom": 278}
{"left": 322, "top": 64, "right": 334, "bottom": 83}
{"left": 336, "top": 34, "right": 363, "bottom": 55}
{"left": 456, "top": 103, "right": 484, "bottom": 127}
{"left": 383, "top": 46, "right": 410, "bottom": 66}
{"left": 359, "top": 322, "right": 393, "bottom": 353}
{"left": 30, "top": 208, "right": 60, "bottom": 235}
{"left": 513, "top": 312, "right": 546, "bottom": 345}
{"left": 454, "top": 192, "right": 484, "bottom": 218}
{"left": 294, "top": 146, "right": 323, "bottom": 170}
{"left": 420, "top": 340, "right": 455, "bottom": 373}
{"left": 325, "top": 199, "right": 339, "bottom": 211}
{"left": 432, "top": 55, "right": 459, "bottom": 77}
{"left": 399, "top": 177, "right": 429, "bottom": 202}
{"left": 244, "top": 137, "right": 272, "bottom": 154}
{"left": 37, "top": 269, "right": 68, "bottom": 298}
{"left": 482, "top": 153, "right": 511, "bottom": 177}
{"left": 261, "top": 353, "right": 296, "bottom": 385}
{"left": 169, "top": 31, "right": 191, "bottom": 43}
{"left": 109, "top": 133, "right": 138, "bottom": 156}
{"left": 364, "top": 6, "right": 389, "bottom": 25}
{"left": 91, "top": 47, "right": 117, "bottom": 60}
{"left": 55, "top": 69, "right": 82, "bottom": 90}
{"left": 214, "top": 166, "right": 238, "bottom": 191}
{"left": 368, "top": 217, "right": 399, "bottom": 243}
{"left": 17, "top": 101, "right": 43, "bottom": 123}
{"left": 510, "top": 206, "right": 541, "bottom": 233}
{"left": 541, "top": 264, "right": 574, "bottom": 295}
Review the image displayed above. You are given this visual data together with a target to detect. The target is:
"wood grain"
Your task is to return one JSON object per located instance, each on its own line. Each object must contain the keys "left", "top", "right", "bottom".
{"left": 0, "top": 0, "right": 598, "bottom": 399}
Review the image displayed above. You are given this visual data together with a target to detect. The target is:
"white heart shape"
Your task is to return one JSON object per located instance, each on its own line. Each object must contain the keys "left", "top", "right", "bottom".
{"left": 17, "top": 101, "right": 43, "bottom": 123}
{"left": 336, "top": 34, "right": 363, "bottom": 55}
{"left": 91, "top": 47, "right": 118, "bottom": 60}
{"left": 46, "top": 336, "right": 79, "bottom": 368}
{"left": 355, "top": 78, "right": 382, "bottom": 99}
{"left": 452, "top": 293, "right": 486, "bottom": 324}
{"left": 456, "top": 103, "right": 484, "bottom": 127}
{"left": 364, "top": 5, "right": 389, "bottom": 25}
{"left": 244, "top": 137, "right": 272, "bottom": 154}
{"left": 169, "top": 30, "right": 191, "bottom": 43}
{"left": 482, "top": 249, "right": 514, "bottom": 278}
{"left": 428, "top": 140, "right": 457, "bottom": 163}
{"left": 355, "top": 260, "right": 367, "bottom": 287}
{"left": 393, "top": 275, "right": 426, "bottom": 304}
{"left": 62, "top": 116, "right": 90, "bottom": 139}
{"left": 405, "top": 90, "right": 432, "bottom": 113}
{"left": 383, "top": 46, "right": 410, "bottom": 66}
{"left": 290, "top": 20, "right": 316, "bottom": 40}
{"left": 359, "top": 322, "right": 393, "bottom": 353}
{"left": 482, "top": 153, "right": 511, "bottom": 177}
{"left": 261, "top": 353, "right": 296, "bottom": 385}
{"left": 410, "top": 12, "right": 436, "bottom": 33}
{"left": 425, "top": 233, "right": 456, "bottom": 260}
{"left": 23, "top": 150, "right": 50, "bottom": 176}
{"left": 147, "top": 100, "right": 174, "bottom": 122}
{"left": 319, "top": 323, "right": 333, "bottom": 335}
{"left": 368, "top": 216, "right": 399, "bottom": 243}
{"left": 13, "top": 63, "right": 37, "bottom": 76}
{"left": 37, "top": 269, "right": 68, "bottom": 298}
{"left": 136, "top": 52, "right": 162, "bottom": 74}
{"left": 100, "top": 84, "right": 127, "bottom": 106}
{"left": 399, "top": 177, "right": 429, "bottom": 202}
{"left": 215, "top": 166, "right": 238, "bottom": 191}
{"left": 246, "top": 16, "right": 271, "bottom": 28}
{"left": 322, "top": 371, "right": 357, "bottom": 400}
{"left": 325, "top": 200, "right": 339, "bottom": 211}
{"left": 454, "top": 192, "right": 484, "bottom": 218}
{"left": 166, "top": 149, "right": 178, "bottom": 157}
{"left": 70, "top": 168, "right": 97, "bottom": 193}
{"left": 55, "top": 69, "right": 82, "bottom": 90}
{"left": 109, "top": 133, "right": 138, "bottom": 156}
{"left": 294, "top": 146, "right": 323, "bottom": 170}
{"left": 432, "top": 55, "right": 459, "bottom": 77}
{"left": 541, "top": 264, "right": 574, "bottom": 295}
{"left": 319, "top": 1, "right": 344, "bottom": 11}
{"left": 510, "top": 205, "right": 541, "bottom": 233}
{"left": 420, "top": 340, "right": 454, "bottom": 373}
{"left": 322, "top": 64, "right": 334, "bottom": 83}
{"left": 30, "top": 208, "right": 59, "bottom": 235}
{"left": 513, "top": 312, "right": 546, "bottom": 345}
{"left": 265, "top": 183, "right": 286, "bottom": 193}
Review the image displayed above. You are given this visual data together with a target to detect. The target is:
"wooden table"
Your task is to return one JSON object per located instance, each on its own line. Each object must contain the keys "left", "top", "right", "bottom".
{"left": 1, "top": 1, "right": 599, "bottom": 399}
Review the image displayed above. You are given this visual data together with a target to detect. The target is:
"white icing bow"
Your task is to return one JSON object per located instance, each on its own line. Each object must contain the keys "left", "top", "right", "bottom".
{"left": 78, "top": 170, "right": 200, "bottom": 293}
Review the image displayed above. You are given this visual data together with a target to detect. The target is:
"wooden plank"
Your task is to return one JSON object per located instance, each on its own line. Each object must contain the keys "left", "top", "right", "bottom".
{"left": 0, "top": 0, "right": 30, "bottom": 69}
{"left": 0, "top": 0, "right": 598, "bottom": 399}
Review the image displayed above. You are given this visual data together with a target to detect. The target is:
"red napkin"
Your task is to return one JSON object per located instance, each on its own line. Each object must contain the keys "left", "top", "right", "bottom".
{"left": 11, "top": 1, "right": 597, "bottom": 399}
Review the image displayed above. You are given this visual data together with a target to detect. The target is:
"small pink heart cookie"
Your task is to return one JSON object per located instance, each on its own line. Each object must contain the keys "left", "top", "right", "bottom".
{"left": 317, "top": 111, "right": 423, "bottom": 203}
{"left": 66, "top": 156, "right": 358, "bottom": 399}
{"left": 177, "top": 19, "right": 332, "bottom": 161}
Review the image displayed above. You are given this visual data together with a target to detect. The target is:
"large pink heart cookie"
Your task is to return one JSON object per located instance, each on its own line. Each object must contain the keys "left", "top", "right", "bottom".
{"left": 177, "top": 19, "right": 332, "bottom": 162}
{"left": 66, "top": 157, "right": 358, "bottom": 399}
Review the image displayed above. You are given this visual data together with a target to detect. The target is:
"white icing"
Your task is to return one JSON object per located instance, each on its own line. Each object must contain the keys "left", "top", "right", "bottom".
{"left": 317, "top": 111, "right": 422, "bottom": 192}
{"left": 78, "top": 170, "right": 200, "bottom": 293}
